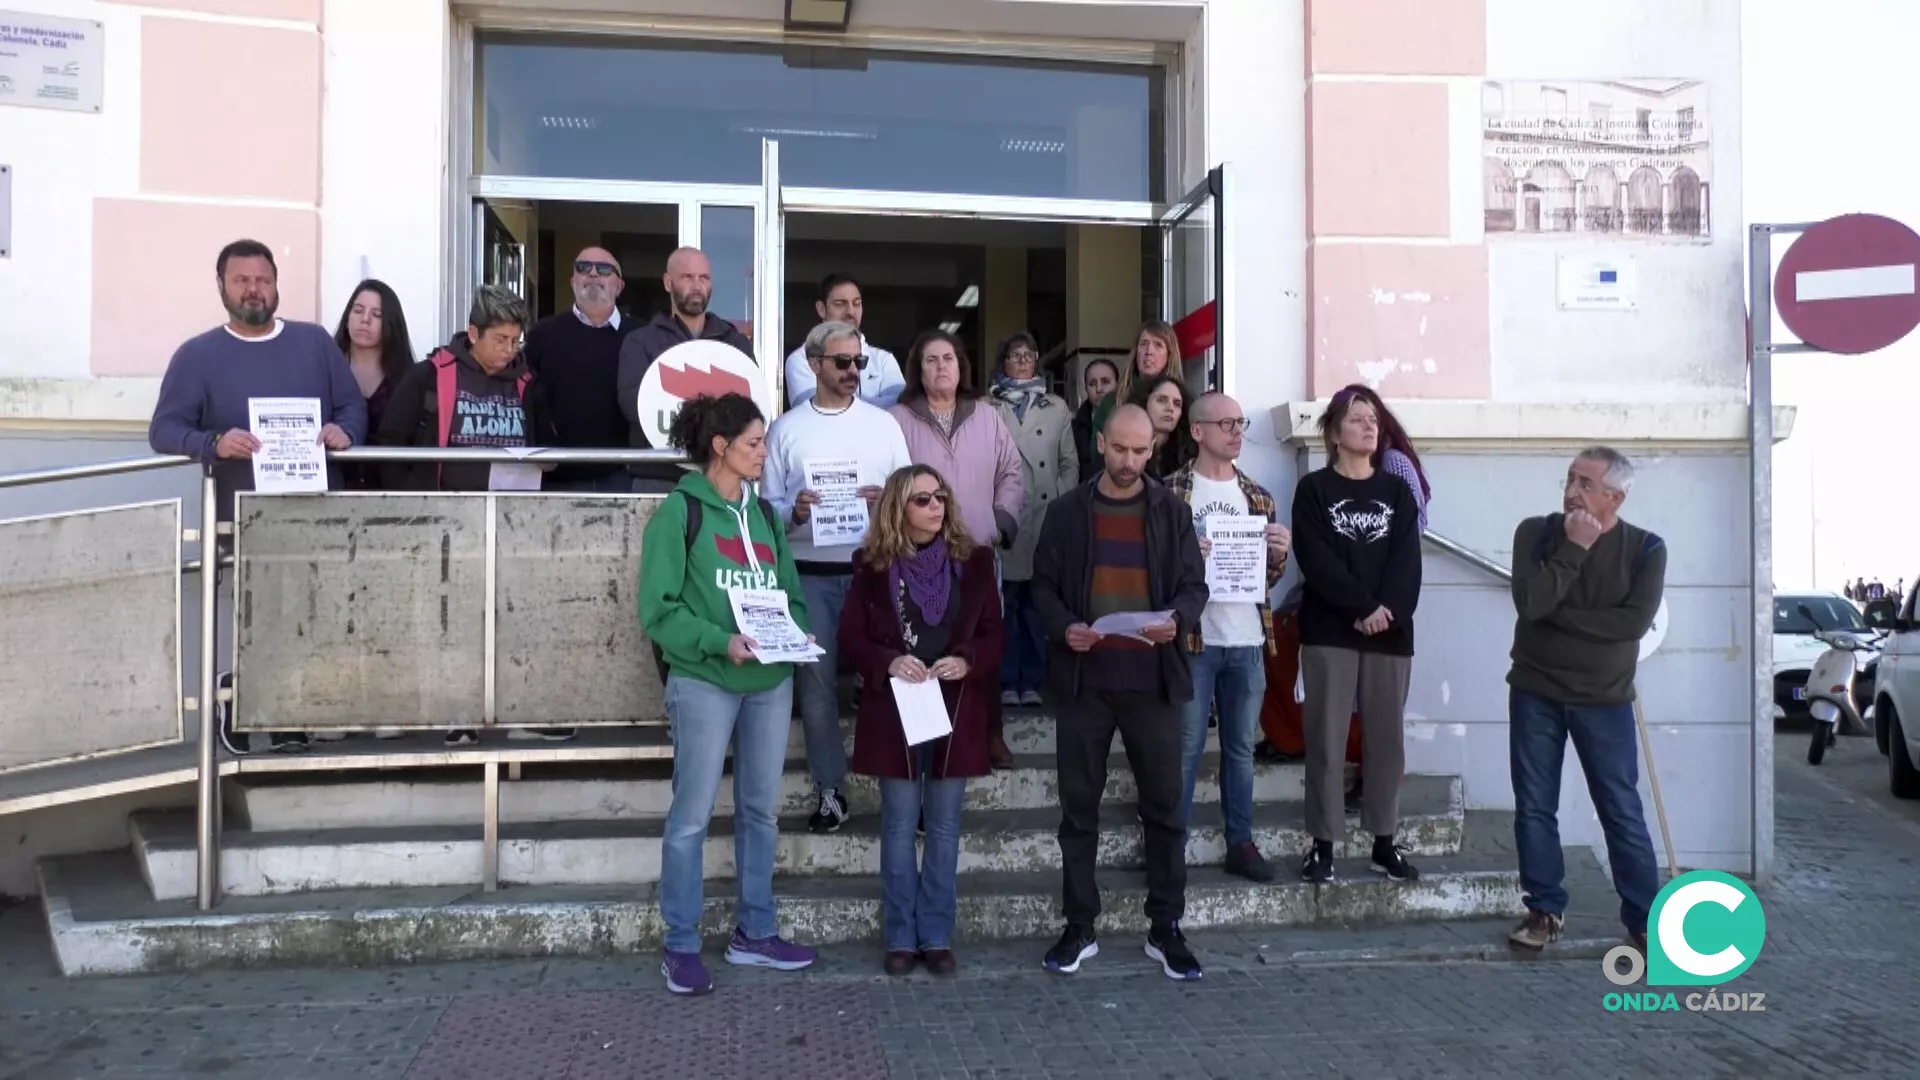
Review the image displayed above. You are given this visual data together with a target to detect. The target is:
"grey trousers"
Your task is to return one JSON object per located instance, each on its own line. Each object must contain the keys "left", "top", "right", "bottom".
{"left": 1300, "top": 645, "right": 1413, "bottom": 843}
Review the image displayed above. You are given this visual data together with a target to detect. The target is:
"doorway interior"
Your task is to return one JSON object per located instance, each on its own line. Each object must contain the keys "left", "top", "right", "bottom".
{"left": 477, "top": 197, "right": 1163, "bottom": 404}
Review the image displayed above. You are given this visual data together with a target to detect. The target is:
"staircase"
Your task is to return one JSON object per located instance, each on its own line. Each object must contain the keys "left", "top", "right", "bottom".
{"left": 35, "top": 711, "right": 1560, "bottom": 976}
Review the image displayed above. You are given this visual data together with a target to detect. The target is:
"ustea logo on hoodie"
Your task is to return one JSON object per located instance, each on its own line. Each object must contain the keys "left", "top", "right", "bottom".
{"left": 713, "top": 532, "right": 779, "bottom": 592}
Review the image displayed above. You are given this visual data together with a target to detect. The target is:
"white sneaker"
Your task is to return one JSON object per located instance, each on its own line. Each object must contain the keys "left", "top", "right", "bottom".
{"left": 1001, "top": 690, "right": 1020, "bottom": 706}
{"left": 374, "top": 728, "right": 406, "bottom": 740}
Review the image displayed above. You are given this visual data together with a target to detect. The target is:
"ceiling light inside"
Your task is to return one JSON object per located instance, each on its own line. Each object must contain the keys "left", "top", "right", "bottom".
{"left": 1001, "top": 137, "right": 1066, "bottom": 155}
{"left": 954, "top": 285, "right": 979, "bottom": 309}
{"left": 939, "top": 321, "right": 961, "bottom": 334}
{"left": 540, "top": 116, "right": 598, "bottom": 130}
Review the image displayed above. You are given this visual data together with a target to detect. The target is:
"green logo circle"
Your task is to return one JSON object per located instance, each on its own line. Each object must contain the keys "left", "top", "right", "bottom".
{"left": 1646, "top": 869, "right": 1766, "bottom": 986}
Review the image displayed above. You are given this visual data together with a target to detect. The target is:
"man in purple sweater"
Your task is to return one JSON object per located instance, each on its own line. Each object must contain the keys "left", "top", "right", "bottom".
{"left": 148, "top": 238, "right": 366, "bottom": 755}
{"left": 148, "top": 239, "right": 366, "bottom": 522}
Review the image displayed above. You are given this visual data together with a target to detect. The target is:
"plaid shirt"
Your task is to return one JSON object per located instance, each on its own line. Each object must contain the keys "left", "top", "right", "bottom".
{"left": 1166, "top": 463, "right": 1286, "bottom": 656}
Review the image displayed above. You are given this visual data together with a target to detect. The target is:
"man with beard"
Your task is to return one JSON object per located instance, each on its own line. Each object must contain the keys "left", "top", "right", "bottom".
{"left": 1030, "top": 405, "right": 1209, "bottom": 981}
{"left": 524, "top": 246, "right": 637, "bottom": 493}
{"left": 148, "top": 238, "right": 366, "bottom": 754}
{"left": 616, "top": 247, "right": 757, "bottom": 493}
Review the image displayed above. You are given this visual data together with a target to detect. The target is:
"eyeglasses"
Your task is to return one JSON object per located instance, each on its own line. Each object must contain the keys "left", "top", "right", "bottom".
{"left": 908, "top": 492, "right": 948, "bottom": 508}
{"left": 1005, "top": 350, "right": 1039, "bottom": 365}
{"left": 1199, "top": 417, "right": 1252, "bottom": 435}
{"left": 574, "top": 260, "right": 621, "bottom": 278}
{"left": 821, "top": 353, "right": 869, "bottom": 372}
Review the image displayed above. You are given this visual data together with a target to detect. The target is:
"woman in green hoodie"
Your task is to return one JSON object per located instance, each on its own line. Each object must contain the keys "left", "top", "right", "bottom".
{"left": 638, "top": 392, "right": 819, "bottom": 996}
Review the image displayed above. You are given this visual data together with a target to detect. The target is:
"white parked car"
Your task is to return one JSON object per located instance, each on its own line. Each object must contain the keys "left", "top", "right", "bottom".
{"left": 1869, "top": 585, "right": 1920, "bottom": 798}
{"left": 1773, "top": 592, "right": 1878, "bottom": 720}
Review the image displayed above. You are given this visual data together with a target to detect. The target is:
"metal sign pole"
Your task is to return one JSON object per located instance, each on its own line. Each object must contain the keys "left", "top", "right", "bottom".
{"left": 1747, "top": 224, "right": 1776, "bottom": 888}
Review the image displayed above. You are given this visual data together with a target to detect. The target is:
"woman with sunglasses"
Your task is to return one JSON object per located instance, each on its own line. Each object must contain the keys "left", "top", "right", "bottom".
{"left": 839, "top": 465, "right": 1005, "bottom": 977}
{"left": 989, "top": 332, "right": 1078, "bottom": 711}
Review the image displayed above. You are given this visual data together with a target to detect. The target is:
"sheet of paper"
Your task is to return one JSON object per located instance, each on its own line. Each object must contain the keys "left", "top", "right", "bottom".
{"left": 1088, "top": 610, "right": 1176, "bottom": 644}
{"left": 1204, "top": 514, "right": 1268, "bottom": 604}
{"left": 488, "top": 463, "right": 543, "bottom": 491}
{"left": 728, "top": 587, "right": 824, "bottom": 665}
{"left": 803, "top": 457, "right": 868, "bottom": 547}
{"left": 890, "top": 676, "right": 954, "bottom": 747}
{"left": 247, "top": 397, "right": 328, "bottom": 494}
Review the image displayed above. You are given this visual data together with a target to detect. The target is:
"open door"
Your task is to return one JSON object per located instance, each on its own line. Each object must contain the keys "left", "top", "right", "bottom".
{"left": 474, "top": 201, "right": 529, "bottom": 299}
{"left": 1162, "top": 164, "right": 1230, "bottom": 394}
{"left": 755, "top": 138, "right": 786, "bottom": 411}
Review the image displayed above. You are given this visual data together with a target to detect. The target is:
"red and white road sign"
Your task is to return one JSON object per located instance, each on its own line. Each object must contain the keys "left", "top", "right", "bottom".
{"left": 1775, "top": 213, "right": 1920, "bottom": 355}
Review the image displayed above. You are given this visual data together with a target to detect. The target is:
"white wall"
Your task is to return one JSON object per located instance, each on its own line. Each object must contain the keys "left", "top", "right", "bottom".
{"left": 319, "top": 0, "right": 453, "bottom": 350}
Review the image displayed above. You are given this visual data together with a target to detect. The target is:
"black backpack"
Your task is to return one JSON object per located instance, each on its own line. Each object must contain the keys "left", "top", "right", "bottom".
{"left": 650, "top": 490, "right": 782, "bottom": 684}
{"left": 1530, "top": 513, "right": 1663, "bottom": 575}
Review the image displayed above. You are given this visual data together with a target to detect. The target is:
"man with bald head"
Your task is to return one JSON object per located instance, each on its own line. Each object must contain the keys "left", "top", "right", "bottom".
{"left": 1031, "top": 404, "right": 1210, "bottom": 982}
{"left": 616, "top": 247, "right": 756, "bottom": 492}
{"left": 523, "top": 246, "right": 637, "bottom": 494}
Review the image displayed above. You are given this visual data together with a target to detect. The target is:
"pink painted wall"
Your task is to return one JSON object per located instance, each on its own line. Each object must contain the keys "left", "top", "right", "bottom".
{"left": 139, "top": 19, "right": 322, "bottom": 203}
{"left": 1304, "top": 0, "right": 1488, "bottom": 400}
{"left": 104, "top": 0, "right": 320, "bottom": 22}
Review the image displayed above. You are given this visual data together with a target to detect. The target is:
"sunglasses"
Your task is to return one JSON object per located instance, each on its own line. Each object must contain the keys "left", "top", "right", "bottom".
{"left": 574, "top": 260, "right": 621, "bottom": 278}
{"left": 821, "top": 352, "right": 869, "bottom": 372}
{"left": 907, "top": 491, "right": 949, "bottom": 508}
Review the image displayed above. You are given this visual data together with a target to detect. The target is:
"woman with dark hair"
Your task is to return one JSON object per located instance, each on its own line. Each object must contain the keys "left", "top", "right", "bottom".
{"left": 1130, "top": 373, "right": 1197, "bottom": 479}
{"left": 1091, "top": 320, "right": 1186, "bottom": 437}
{"left": 637, "top": 392, "right": 819, "bottom": 996}
{"left": 1289, "top": 389, "right": 1423, "bottom": 886}
{"left": 889, "top": 330, "right": 1026, "bottom": 766}
{"left": 840, "top": 465, "right": 1004, "bottom": 976}
{"left": 989, "top": 332, "right": 1077, "bottom": 708}
{"left": 332, "top": 279, "right": 417, "bottom": 491}
{"left": 1073, "top": 356, "right": 1120, "bottom": 480}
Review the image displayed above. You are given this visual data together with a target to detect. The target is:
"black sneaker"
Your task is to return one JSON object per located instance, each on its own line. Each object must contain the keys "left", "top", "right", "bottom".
{"left": 445, "top": 729, "right": 479, "bottom": 747}
{"left": 1224, "top": 841, "right": 1276, "bottom": 883}
{"left": 1145, "top": 922, "right": 1202, "bottom": 981}
{"left": 1370, "top": 838, "right": 1420, "bottom": 881}
{"left": 268, "top": 732, "right": 310, "bottom": 754}
{"left": 1043, "top": 923, "right": 1098, "bottom": 975}
{"left": 1300, "top": 843, "right": 1335, "bottom": 883}
{"left": 1253, "top": 740, "right": 1299, "bottom": 764}
{"left": 808, "top": 788, "right": 848, "bottom": 834}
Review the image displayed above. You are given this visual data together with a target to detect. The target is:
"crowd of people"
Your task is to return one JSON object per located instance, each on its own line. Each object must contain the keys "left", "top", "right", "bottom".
{"left": 1845, "top": 577, "right": 1904, "bottom": 609}
{"left": 147, "top": 237, "right": 1673, "bottom": 994}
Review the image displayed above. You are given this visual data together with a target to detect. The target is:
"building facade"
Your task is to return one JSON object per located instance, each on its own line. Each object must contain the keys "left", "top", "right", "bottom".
{"left": 0, "top": 0, "right": 1770, "bottom": 895}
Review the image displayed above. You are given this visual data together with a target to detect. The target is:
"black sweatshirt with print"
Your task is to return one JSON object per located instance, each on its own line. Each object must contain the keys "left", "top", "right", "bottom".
{"left": 1290, "top": 465, "right": 1423, "bottom": 656}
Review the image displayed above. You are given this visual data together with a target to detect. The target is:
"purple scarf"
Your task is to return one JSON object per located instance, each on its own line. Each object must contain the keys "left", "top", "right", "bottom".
{"left": 890, "top": 536, "right": 957, "bottom": 628}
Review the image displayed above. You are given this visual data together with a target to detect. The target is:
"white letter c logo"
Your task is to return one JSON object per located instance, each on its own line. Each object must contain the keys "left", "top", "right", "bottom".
{"left": 1657, "top": 879, "right": 1747, "bottom": 978}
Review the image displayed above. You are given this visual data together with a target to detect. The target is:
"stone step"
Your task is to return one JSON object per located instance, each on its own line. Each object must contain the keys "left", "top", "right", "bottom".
{"left": 234, "top": 752, "right": 1309, "bottom": 831}
{"left": 41, "top": 835, "right": 1609, "bottom": 976}
{"left": 133, "top": 776, "right": 1463, "bottom": 900}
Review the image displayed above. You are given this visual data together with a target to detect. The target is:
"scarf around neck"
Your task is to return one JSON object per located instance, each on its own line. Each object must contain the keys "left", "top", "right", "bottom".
{"left": 991, "top": 373, "right": 1048, "bottom": 423}
{"left": 890, "top": 535, "right": 958, "bottom": 630}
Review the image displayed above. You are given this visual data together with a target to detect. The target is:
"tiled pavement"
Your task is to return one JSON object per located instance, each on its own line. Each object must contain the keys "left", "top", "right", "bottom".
{"left": 3, "top": 727, "right": 1919, "bottom": 1079}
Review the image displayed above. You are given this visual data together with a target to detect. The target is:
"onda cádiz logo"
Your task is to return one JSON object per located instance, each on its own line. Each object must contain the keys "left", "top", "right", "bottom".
{"left": 1601, "top": 870, "right": 1768, "bottom": 1014}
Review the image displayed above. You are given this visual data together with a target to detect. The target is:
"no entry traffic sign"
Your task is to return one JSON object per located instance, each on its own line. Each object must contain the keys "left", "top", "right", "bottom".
{"left": 1775, "top": 213, "right": 1920, "bottom": 355}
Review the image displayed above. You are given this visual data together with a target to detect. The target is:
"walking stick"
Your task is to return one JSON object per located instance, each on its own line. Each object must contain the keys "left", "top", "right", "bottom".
{"left": 1632, "top": 697, "right": 1680, "bottom": 881}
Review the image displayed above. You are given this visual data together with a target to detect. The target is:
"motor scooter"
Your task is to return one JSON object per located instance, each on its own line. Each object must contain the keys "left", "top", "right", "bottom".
{"left": 1806, "top": 625, "right": 1879, "bottom": 765}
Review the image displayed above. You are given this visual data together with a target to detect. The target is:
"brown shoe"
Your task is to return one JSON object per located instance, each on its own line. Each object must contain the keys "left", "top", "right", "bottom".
{"left": 883, "top": 950, "right": 918, "bottom": 976}
{"left": 989, "top": 735, "right": 1015, "bottom": 770}
{"left": 1507, "top": 909, "right": 1564, "bottom": 951}
{"left": 921, "top": 948, "right": 957, "bottom": 975}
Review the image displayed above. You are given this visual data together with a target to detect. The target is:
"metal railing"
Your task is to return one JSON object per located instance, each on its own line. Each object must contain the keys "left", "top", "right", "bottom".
{"left": 0, "top": 446, "right": 695, "bottom": 911}
{"left": 1423, "top": 530, "right": 1512, "bottom": 582}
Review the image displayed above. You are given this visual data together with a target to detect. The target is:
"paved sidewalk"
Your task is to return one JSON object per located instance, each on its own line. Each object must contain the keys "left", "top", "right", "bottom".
{"left": 3, "top": 727, "right": 1918, "bottom": 1079}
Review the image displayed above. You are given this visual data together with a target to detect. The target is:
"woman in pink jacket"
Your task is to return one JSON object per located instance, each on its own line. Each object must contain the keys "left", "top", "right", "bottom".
{"left": 889, "top": 329, "right": 1026, "bottom": 765}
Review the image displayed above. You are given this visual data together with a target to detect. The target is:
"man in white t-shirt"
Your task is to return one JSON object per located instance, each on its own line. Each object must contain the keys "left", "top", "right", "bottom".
{"left": 1166, "top": 392, "right": 1291, "bottom": 883}
{"left": 762, "top": 320, "right": 915, "bottom": 834}
{"left": 783, "top": 274, "right": 905, "bottom": 409}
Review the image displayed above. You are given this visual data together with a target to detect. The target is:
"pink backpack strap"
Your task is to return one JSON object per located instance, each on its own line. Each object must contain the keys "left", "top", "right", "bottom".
{"left": 432, "top": 350, "right": 458, "bottom": 449}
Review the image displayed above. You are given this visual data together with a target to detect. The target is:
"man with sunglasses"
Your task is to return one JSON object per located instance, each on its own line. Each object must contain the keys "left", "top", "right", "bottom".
{"left": 761, "top": 321, "right": 915, "bottom": 834}
{"left": 783, "top": 274, "right": 905, "bottom": 410}
{"left": 523, "top": 247, "right": 636, "bottom": 493}
{"left": 1166, "top": 392, "right": 1292, "bottom": 883}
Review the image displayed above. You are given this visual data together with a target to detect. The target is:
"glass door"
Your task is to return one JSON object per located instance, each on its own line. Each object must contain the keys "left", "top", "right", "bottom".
{"left": 1161, "top": 165, "right": 1230, "bottom": 394}
{"left": 475, "top": 200, "right": 529, "bottom": 299}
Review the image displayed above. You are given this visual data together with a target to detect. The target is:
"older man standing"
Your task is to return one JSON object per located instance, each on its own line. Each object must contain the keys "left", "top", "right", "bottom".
{"left": 1505, "top": 446, "right": 1666, "bottom": 953}
{"left": 616, "top": 247, "right": 756, "bottom": 493}
{"left": 525, "top": 246, "right": 636, "bottom": 493}
{"left": 760, "top": 321, "right": 914, "bottom": 834}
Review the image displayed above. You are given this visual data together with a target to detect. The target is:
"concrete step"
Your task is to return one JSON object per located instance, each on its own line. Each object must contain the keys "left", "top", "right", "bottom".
{"left": 41, "top": 832, "right": 1610, "bottom": 975}
{"left": 134, "top": 776, "right": 1463, "bottom": 900}
{"left": 234, "top": 752, "right": 1308, "bottom": 831}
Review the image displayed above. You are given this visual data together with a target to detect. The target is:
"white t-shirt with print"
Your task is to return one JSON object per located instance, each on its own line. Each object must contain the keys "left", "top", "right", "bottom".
{"left": 1189, "top": 471, "right": 1267, "bottom": 648}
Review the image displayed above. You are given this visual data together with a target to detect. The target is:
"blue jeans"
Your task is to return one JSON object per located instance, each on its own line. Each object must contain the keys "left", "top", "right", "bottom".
{"left": 797, "top": 573, "right": 853, "bottom": 793}
{"left": 1509, "top": 687, "right": 1660, "bottom": 934}
{"left": 660, "top": 673, "right": 793, "bottom": 953}
{"left": 878, "top": 747, "right": 967, "bottom": 952}
{"left": 999, "top": 581, "right": 1046, "bottom": 695}
{"left": 1179, "top": 645, "right": 1267, "bottom": 846}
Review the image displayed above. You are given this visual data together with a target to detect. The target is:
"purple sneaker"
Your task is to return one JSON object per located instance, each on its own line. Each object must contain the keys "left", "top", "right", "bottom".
{"left": 661, "top": 950, "right": 713, "bottom": 995}
{"left": 724, "top": 927, "right": 817, "bottom": 971}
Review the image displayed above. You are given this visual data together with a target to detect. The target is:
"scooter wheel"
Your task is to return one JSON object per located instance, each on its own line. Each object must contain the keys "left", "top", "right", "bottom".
{"left": 1809, "top": 720, "right": 1835, "bottom": 765}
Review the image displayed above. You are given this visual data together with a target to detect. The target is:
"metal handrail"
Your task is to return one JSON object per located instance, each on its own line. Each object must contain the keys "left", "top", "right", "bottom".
{"left": 1423, "top": 530, "right": 1511, "bottom": 582}
{"left": 0, "top": 454, "right": 194, "bottom": 490}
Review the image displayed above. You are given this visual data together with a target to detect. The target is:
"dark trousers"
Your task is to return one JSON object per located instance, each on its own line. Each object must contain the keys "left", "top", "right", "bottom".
{"left": 1509, "top": 687, "right": 1660, "bottom": 934}
{"left": 1055, "top": 689, "right": 1186, "bottom": 927}
{"left": 999, "top": 581, "right": 1047, "bottom": 694}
